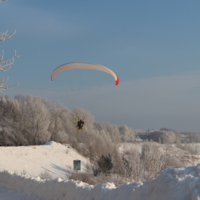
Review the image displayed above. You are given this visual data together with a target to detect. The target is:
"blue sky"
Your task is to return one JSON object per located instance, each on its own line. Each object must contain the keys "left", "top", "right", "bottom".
{"left": 1, "top": 0, "right": 200, "bottom": 132}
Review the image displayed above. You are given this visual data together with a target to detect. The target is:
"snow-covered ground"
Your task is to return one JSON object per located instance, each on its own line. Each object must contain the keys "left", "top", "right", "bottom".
{"left": 1, "top": 141, "right": 200, "bottom": 200}
{"left": 0, "top": 141, "right": 89, "bottom": 179}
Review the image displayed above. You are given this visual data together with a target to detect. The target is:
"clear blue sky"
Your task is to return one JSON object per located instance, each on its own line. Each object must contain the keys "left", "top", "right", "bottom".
{"left": 1, "top": 0, "right": 200, "bottom": 132}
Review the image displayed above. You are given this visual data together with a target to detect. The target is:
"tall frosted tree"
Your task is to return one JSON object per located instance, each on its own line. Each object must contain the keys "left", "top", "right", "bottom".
{"left": 48, "top": 102, "right": 70, "bottom": 142}
{"left": 19, "top": 95, "right": 50, "bottom": 145}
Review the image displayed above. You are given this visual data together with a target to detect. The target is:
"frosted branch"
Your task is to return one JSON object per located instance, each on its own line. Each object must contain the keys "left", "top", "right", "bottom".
{"left": 0, "top": 51, "right": 19, "bottom": 92}
{"left": 0, "top": 50, "right": 18, "bottom": 71}
{"left": 0, "top": 29, "right": 16, "bottom": 41}
{"left": 0, "top": 77, "right": 19, "bottom": 94}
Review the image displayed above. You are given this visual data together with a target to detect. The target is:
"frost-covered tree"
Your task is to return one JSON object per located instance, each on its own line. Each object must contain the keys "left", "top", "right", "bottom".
{"left": 48, "top": 102, "right": 70, "bottom": 143}
{"left": 148, "top": 130, "right": 177, "bottom": 144}
{"left": 22, "top": 95, "right": 50, "bottom": 144}
{"left": 118, "top": 125, "right": 135, "bottom": 142}
{"left": 12, "top": 95, "right": 50, "bottom": 145}
{"left": 0, "top": 96, "right": 27, "bottom": 145}
{"left": 0, "top": 95, "right": 51, "bottom": 145}
{"left": 0, "top": 1, "right": 18, "bottom": 92}
{"left": 0, "top": 120, "right": 27, "bottom": 146}
{"left": 94, "top": 122, "right": 120, "bottom": 144}
{"left": 140, "top": 142, "right": 166, "bottom": 181}
{"left": 0, "top": 30, "right": 18, "bottom": 93}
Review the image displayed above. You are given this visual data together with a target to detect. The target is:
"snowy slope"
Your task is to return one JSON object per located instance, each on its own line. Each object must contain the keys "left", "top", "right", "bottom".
{"left": 0, "top": 141, "right": 89, "bottom": 179}
{"left": 1, "top": 142, "right": 200, "bottom": 200}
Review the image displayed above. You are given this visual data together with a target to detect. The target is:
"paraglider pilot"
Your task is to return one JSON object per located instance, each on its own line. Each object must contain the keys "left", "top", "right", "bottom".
{"left": 77, "top": 120, "right": 84, "bottom": 130}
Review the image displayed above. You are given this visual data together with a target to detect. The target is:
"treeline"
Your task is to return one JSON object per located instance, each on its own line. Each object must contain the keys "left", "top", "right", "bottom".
{"left": 144, "top": 129, "right": 200, "bottom": 144}
{"left": 181, "top": 132, "right": 200, "bottom": 143}
{"left": 0, "top": 95, "right": 135, "bottom": 150}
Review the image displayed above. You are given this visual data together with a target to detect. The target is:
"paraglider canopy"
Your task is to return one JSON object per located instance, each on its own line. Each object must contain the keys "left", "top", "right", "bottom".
{"left": 51, "top": 62, "right": 120, "bottom": 86}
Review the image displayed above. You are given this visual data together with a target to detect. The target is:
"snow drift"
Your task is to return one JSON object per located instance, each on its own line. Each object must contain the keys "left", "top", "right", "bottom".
{"left": 1, "top": 165, "right": 200, "bottom": 200}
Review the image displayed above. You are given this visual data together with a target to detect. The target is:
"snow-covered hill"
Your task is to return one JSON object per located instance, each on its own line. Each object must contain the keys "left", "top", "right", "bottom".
{"left": 1, "top": 142, "right": 200, "bottom": 200}
{"left": 0, "top": 141, "right": 89, "bottom": 179}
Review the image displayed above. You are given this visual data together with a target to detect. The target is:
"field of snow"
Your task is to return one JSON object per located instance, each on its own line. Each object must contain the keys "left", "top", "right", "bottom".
{"left": 0, "top": 141, "right": 89, "bottom": 179}
{"left": 1, "top": 142, "right": 200, "bottom": 199}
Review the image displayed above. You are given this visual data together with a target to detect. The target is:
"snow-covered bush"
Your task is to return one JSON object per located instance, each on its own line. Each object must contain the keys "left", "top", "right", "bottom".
{"left": 39, "top": 171, "right": 53, "bottom": 180}
{"left": 118, "top": 125, "right": 135, "bottom": 142}
{"left": 140, "top": 142, "right": 166, "bottom": 181}
{"left": 148, "top": 129, "right": 181, "bottom": 144}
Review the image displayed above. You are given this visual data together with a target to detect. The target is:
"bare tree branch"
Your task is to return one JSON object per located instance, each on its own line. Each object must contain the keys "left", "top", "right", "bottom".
{"left": 0, "top": 50, "right": 18, "bottom": 71}
{"left": 0, "top": 29, "right": 16, "bottom": 42}
{"left": 0, "top": 27, "right": 19, "bottom": 92}
{"left": 0, "top": 77, "right": 19, "bottom": 94}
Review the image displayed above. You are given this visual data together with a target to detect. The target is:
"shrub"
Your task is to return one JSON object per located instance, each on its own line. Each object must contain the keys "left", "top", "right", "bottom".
{"left": 39, "top": 171, "right": 53, "bottom": 180}
{"left": 97, "top": 154, "right": 113, "bottom": 176}
{"left": 148, "top": 130, "right": 178, "bottom": 144}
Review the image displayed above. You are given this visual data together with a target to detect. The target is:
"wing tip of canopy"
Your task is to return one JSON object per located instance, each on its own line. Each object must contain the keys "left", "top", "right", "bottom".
{"left": 115, "top": 75, "right": 120, "bottom": 85}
